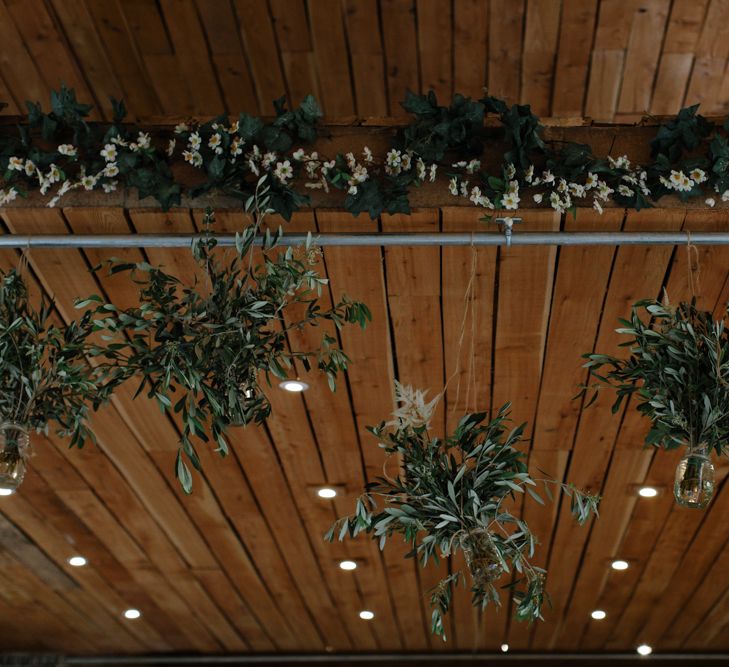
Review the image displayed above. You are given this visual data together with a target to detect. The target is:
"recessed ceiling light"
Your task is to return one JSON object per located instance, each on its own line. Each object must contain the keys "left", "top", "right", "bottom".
{"left": 500, "top": 643, "right": 509, "bottom": 653}
{"left": 317, "top": 487, "right": 337, "bottom": 499}
{"left": 123, "top": 609, "right": 141, "bottom": 620}
{"left": 637, "top": 644, "right": 652, "bottom": 656}
{"left": 0, "top": 488, "right": 15, "bottom": 496}
{"left": 611, "top": 559, "right": 629, "bottom": 571}
{"left": 279, "top": 380, "right": 309, "bottom": 393}
{"left": 339, "top": 560, "right": 357, "bottom": 571}
{"left": 68, "top": 556, "right": 87, "bottom": 567}
{"left": 638, "top": 486, "right": 658, "bottom": 498}
{"left": 359, "top": 610, "right": 374, "bottom": 620}
{"left": 591, "top": 610, "right": 607, "bottom": 620}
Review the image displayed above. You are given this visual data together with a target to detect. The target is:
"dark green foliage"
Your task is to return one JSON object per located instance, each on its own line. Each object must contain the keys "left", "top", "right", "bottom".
{"left": 580, "top": 299, "right": 729, "bottom": 456}
{"left": 88, "top": 209, "right": 370, "bottom": 492}
{"left": 0, "top": 268, "right": 113, "bottom": 448}
{"left": 326, "top": 395, "right": 598, "bottom": 640}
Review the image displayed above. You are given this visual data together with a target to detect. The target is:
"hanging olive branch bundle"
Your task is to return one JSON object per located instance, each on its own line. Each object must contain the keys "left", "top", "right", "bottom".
{"left": 84, "top": 207, "right": 371, "bottom": 492}
{"left": 326, "top": 385, "right": 599, "bottom": 640}
{"left": 579, "top": 299, "right": 729, "bottom": 455}
{"left": 0, "top": 268, "right": 114, "bottom": 450}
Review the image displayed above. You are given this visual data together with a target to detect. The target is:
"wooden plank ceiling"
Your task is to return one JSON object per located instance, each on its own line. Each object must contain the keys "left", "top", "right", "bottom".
{"left": 0, "top": 0, "right": 727, "bottom": 122}
{"left": 0, "top": 206, "right": 728, "bottom": 656}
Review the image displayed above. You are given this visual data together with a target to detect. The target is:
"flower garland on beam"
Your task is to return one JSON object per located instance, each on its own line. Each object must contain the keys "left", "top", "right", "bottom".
{"left": 0, "top": 87, "right": 728, "bottom": 218}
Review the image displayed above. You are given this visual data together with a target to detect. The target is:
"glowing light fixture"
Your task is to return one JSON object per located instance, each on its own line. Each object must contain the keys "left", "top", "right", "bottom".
{"left": 637, "top": 644, "right": 652, "bottom": 656}
{"left": 638, "top": 486, "right": 658, "bottom": 498}
{"left": 317, "top": 487, "right": 337, "bottom": 499}
{"left": 339, "top": 560, "right": 357, "bottom": 571}
{"left": 68, "top": 556, "right": 87, "bottom": 567}
{"left": 123, "top": 609, "right": 141, "bottom": 620}
{"left": 611, "top": 560, "right": 629, "bottom": 571}
{"left": 279, "top": 380, "right": 309, "bottom": 393}
{"left": 500, "top": 643, "right": 509, "bottom": 653}
{"left": 0, "top": 488, "right": 14, "bottom": 496}
{"left": 591, "top": 610, "right": 607, "bottom": 620}
{"left": 359, "top": 610, "right": 374, "bottom": 620}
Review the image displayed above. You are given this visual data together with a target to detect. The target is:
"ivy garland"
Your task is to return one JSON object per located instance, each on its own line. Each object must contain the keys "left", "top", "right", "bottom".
{"left": 1, "top": 87, "right": 729, "bottom": 218}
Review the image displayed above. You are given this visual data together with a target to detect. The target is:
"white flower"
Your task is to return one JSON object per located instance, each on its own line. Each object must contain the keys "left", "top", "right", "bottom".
{"left": 557, "top": 178, "right": 568, "bottom": 193}
{"left": 47, "top": 164, "right": 61, "bottom": 183}
{"left": 136, "top": 132, "right": 151, "bottom": 149}
{"left": 669, "top": 170, "right": 693, "bottom": 192}
{"left": 262, "top": 152, "right": 277, "bottom": 170}
{"left": 585, "top": 173, "right": 598, "bottom": 189}
{"left": 175, "top": 123, "right": 190, "bottom": 134}
{"left": 167, "top": 139, "right": 176, "bottom": 157}
{"left": 81, "top": 175, "right": 97, "bottom": 190}
{"left": 363, "top": 146, "right": 373, "bottom": 164}
{"left": 351, "top": 164, "right": 368, "bottom": 183}
{"left": 550, "top": 191, "right": 563, "bottom": 212}
{"left": 102, "top": 180, "right": 118, "bottom": 193}
{"left": 448, "top": 177, "right": 458, "bottom": 196}
{"left": 507, "top": 180, "right": 519, "bottom": 195}
{"left": 189, "top": 132, "right": 202, "bottom": 150}
{"left": 502, "top": 192, "right": 520, "bottom": 210}
{"left": 183, "top": 150, "right": 203, "bottom": 168}
{"left": 321, "top": 160, "right": 335, "bottom": 175}
{"left": 274, "top": 159, "right": 293, "bottom": 183}
{"left": 469, "top": 186, "right": 482, "bottom": 204}
{"left": 524, "top": 165, "right": 534, "bottom": 183}
{"left": 460, "top": 180, "right": 469, "bottom": 197}
{"left": 617, "top": 184, "right": 634, "bottom": 197}
{"left": 690, "top": 168, "right": 707, "bottom": 184}
{"left": 103, "top": 163, "right": 119, "bottom": 178}
{"left": 387, "top": 381, "right": 439, "bottom": 430}
{"left": 100, "top": 144, "right": 117, "bottom": 162}
{"left": 292, "top": 148, "right": 306, "bottom": 161}
{"left": 229, "top": 120, "right": 239, "bottom": 134}
{"left": 533, "top": 193, "right": 543, "bottom": 204}
{"left": 597, "top": 181, "right": 613, "bottom": 201}
{"left": 208, "top": 133, "right": 222, "bottom": 152}
{"left": 569, "top": 182, "right": 586, "bottom": 198}
{"left": 0, "top": 187, "right": 18, "bottom": 206}
{"left": 47, "top": 196, "right": 60, "bottom": 208}
{"left": 347, "top": 185, "right": 358, "bottom": 196}
{"left": 429, "top": 164, "right": 437, "bottom": 182}
{"left": 542, "top": 170, "right": 555, "bottom": 184}
{"left": 466, "top": 159, "right": 481, "bottom": 174}
{"left": 57, "top": 144, "right": 77, "bottom": 157}
{"left": 401, "top": 153, "right": 412, "bottom": 172}
{"left": 452, "top": 160, "right": 467, "bottom": 168}
{"left": 416, "top": 158, "right": 426, "bottom": 180}
{"left": 593, "top": 198, "right": 603, "bottom": 214}
{"left": 248, "top": 159, "right": 260, "bottom": 176}
{"left": 24, "top": 160, "right": 36, "bottom": 176}
{"left": 608, "top": 155, "right": 630, "bottom": 170}
{"left": 58, "top": 180, "right": 72, "bottom": 196}
{"left": 230, "top": 138, "right": 243, "bottom": 157}
{"left": 111, "top": 136, "right": 128, "bottom": 147}
{"left": 386, "top": 149, "right": 401, "bottom": 168}
{"left": 705, "top": 197, "right": 716, "bottom": 207}
{"left": 505, "top": 163, "right": 516, "bottom": 179}
{"left": 722, "top": 190, "right": 729, "bottom": 202}
{"left": 8, "top": 157, "right": 24, "bottom": 171}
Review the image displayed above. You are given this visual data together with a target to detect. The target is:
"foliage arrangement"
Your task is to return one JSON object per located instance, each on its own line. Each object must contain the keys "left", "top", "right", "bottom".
{"left": 0, "top": 268, "right": 113, "bottom": 450}
{"left": 326, "top": 384, "right": 599, "bottom": 639}
{"left": 580, "top": 299, "right": 729, "bottom": 456}
{"left": 2, "top": 86, "right": 729, "bottom": 218}
{"left": 86, "top": 208, "right": 370, "bottom": 492}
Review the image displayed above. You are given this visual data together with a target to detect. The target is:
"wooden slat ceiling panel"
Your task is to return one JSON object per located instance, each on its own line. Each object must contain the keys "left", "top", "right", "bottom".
{"left": 0, "top": 206, "right": 729, "bottom": 655}
{"left": 2, "top": 0, "right": 729, "bottom": 121}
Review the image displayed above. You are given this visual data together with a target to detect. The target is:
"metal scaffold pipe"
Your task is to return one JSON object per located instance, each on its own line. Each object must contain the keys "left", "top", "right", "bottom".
{"left": 1, "top": 232, "right": 729, "bottom": 248}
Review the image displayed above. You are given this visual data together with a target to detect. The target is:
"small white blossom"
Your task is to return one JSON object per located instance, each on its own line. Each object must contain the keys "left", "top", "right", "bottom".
{"left": 208, "top": 133, "right": 222, "bottom": 153}
{"left": 100, "top": 144, "right": 118, "bottom": 162}
{"left": 102, "top": 180, "right": 118, "bottom": 193}
{"left": 81, "top": 175, "right": 97, "bottom": 191}
{"left": 400, "top": 153, "right": 412, "bottom": 172}
{"left": 617, "top": 184, "right": 634, "bottom": 197}
{"left": 230, "top": 137, "right": 243, "bottom": 157}
{"left": 466, "top": 159, "right": 481, "bottom": 175}
{"left": 363, "top": 146, "right": 373, "bottom": 164}
{"left": 24, "top": 160, "right": 36, "bottom": 176}
{"left": 502, "top": 192, "right": 520, "bottom": 210}
{"left": 460, "top": 180, "right": 469, "bottom": 197}
{"left": 274, "top": 160, "right": 294, "bottom": 183}
{"left": 533, "top": 193, "right": 543, "bottom": 204}
{"left": 593, "top": 198, "right": 604, "bottom": 214}
{"left": 585, "top": 173, "right": 598, "bottom": 189}
{"left": 542, "top": 170, "right": 555, "bottom": 184}
{"left": 524, "top": 165, "right": 534, "bottom": 183}
{"left": 0, "top": 187, "right": 18, "bottom": 206}
{"left": 387, "top": 381, "right": 439, "bottom": 430}
{"left": 189, "top": 132, "right": 202, "bottom": 150}
{"left": 248, "top": 159, "right": 260, "bottom": 176}
{"left": 705, "top": 197, "right": 716, "bottom": 207}
{"left": 416, "top": 158, "right": 426, "bottom": 180}
{"left": 8, "top": 157, "right": 24, "bottom": 171}
{"left": 347, "top": 185, "right": 358, "bottom": 196}
{"left": 292, "top": 148, "right": 306, "bottom": 161}
{"left": 136, "top": 132, "right": 151, "bottom": 149}
{"left": 350, "top": 164, "right": 368, "bottom": 183}
{"left": 57, "top": 144, "right": 77, "bottom": 157}
{"left": 175, "top": 123, "right": 190, "bottom": 134}
{"left": 505, "top": 163, "right": 516, "bottom": 179}
{"left": 262, "top": 152, "right": 277, "bottom": 170}
{"left": 722, "top": 190, "right": 729, "bottom": 202}
{"left": 690, "top": 168, "right": 707, "bottom": 184}
{"left": 608, "top": 155, "right": 631, "bottom": 170}
{"left": 47, "top": 164, "right": 61, "bottom": 184}
{"left": 449, "top": 177, "right": 458, "bottom": 196}
{"left": 429, "top": 164, "right": 437, "bottom": 182}
{"left": 103, "top": 163, "right": 119, "bottom": 178}
{"left": 110, "top": 135, "right": 128, "bottom": 147}
{"left": 167, "top": 139, "right": 176, "bottom": 157}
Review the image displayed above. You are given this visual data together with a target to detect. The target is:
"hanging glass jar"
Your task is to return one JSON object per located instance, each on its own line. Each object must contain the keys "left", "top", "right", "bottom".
{"left": 0, "top": 421, "right": 30, "bottom": 494}
{"left": 674, "top": 443, "right": 715, "bottom": 509}
{"left": 461, "top": 529, "right": 502, "bottom": 587}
